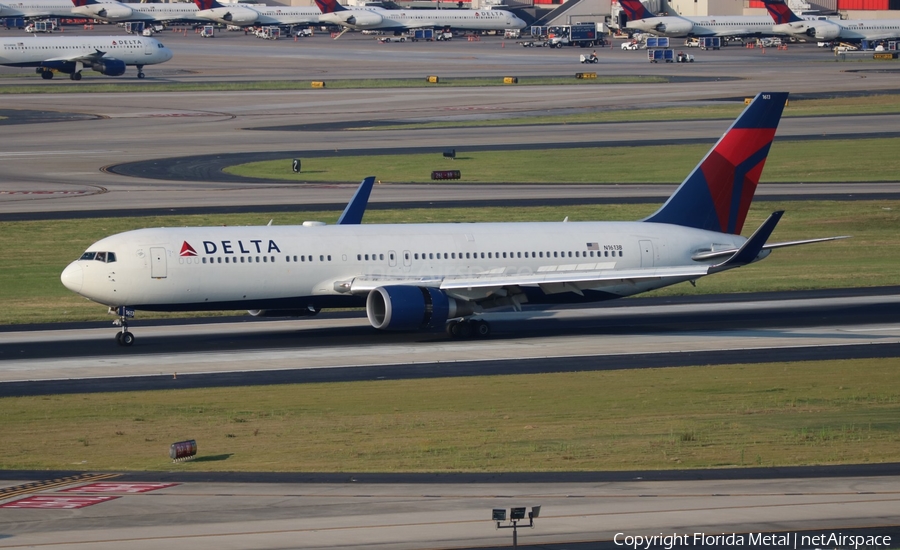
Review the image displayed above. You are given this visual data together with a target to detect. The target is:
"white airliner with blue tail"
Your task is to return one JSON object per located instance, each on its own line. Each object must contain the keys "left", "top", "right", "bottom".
{"left": 0, "top": 34, "right": 172, "bottom": 80}
{"left": 61, "top": 93, "right": 845, "bottom": 346}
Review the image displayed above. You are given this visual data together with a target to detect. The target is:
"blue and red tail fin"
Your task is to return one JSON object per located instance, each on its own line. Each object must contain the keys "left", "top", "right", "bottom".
{"left": 71, "top": 0, "right": 90, "bottom": 7}
{"left": 618, "top": 0, "right": 656, "bottom": 20}
{"left": 763, "top": 0, "right": 804, "bottom": 24}
{"left": 644, "top": 92, "right": 789, "bottom": 235}
{"left": 314, "top": 0, "right": 347, "bottom": 13}
{"left": 193, "top": 0, "right": 224, "bottom": 10}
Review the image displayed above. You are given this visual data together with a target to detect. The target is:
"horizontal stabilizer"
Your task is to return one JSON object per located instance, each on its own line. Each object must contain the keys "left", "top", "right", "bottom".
{"left": 709, "top": 210, "right": 783, "bottom": 273}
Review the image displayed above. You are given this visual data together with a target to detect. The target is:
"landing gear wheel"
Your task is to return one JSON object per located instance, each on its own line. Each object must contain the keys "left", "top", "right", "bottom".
{"left": 116, "top": 330, "right": 135, "bottom": 346}
{"left": 456, "top": 321, "right": 473, "bottom": 338}
{"left": 137, "top": 65, "right": 145, "bottom": 79}
{"left": 137, "top": 71, "right": 145, "bottom": 79}
{"left": 472, "top": 320, "right": 491, "bottom": 337}
{"left": 40, "top": 70, "right": 53, "bottom": 80}
{"left": 70, "top": 72, "right": 82, "bottom": 81}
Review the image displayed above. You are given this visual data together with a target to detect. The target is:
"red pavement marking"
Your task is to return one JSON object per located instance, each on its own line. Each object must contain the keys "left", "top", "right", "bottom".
{"left": 61, "top": 482, "right": 178, "bottom": 493}
{"left": 1, "top": 495, "right": 119, "bottom": 509}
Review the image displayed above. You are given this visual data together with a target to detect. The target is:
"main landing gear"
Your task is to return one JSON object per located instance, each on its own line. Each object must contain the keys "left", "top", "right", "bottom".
{"left": 445, "top": 319, "right": 491, "bottom": 339}
{"left": 137, "top": 65, "right": 145, "bottom": 79}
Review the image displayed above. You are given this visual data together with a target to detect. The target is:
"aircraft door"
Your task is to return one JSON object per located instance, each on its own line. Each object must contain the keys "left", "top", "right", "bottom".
{"left": 144, "top": 39, "right": 153, "bottom": 56}
{"left": 639, "top": 239, "right": 655, "bottom": 268}
{"left": 150, "top": 247, "right": 167, "bottom": 278}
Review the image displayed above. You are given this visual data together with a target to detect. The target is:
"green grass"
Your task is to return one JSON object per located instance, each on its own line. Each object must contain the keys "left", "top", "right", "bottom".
{"left": 0, "top": 75, "right": 667, "bottom": 94}
{"left": 1, "top": 200, "right": 897, "bottom": 325}
{"left": 1, "top": 359, "right": 897, "bottom": 472}
{"left": 226, "top": 138, "right": 900, "bottom": 184}
{"left": 347, "top": 94, "right": 900, "bottom": 130}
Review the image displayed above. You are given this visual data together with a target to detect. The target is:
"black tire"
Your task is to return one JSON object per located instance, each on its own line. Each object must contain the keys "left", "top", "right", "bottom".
{"left": 457, "top": 321, "right": 473, "bottom": 338}
{"left": 70, "top": 72, "right": 82, "bottom": 81}
{"left": 472, "top": 320, "right": 490, "bottom": 337}
{"left": 138, "top": 72, "right": 145, "bottom": 79}
{"left": 121, "top": 331, "right": 135, "bottom": 346}
{"left": 115, "top": 332, "right": 123, "bottom": 345}
{"left": 41, "top": 71, "right": 53, "bottom": 80}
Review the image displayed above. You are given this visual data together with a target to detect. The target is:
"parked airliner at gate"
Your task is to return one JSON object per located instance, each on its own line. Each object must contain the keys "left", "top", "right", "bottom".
{"left": 61, "top": 93, "right": 845, "bottom": 346}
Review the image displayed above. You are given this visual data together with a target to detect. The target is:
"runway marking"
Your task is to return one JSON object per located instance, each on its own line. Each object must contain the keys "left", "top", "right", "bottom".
{"left": 0, "top": 495, "right": 118, "bottom": 509}
{"left": 0, "top": 473, "right": 120, "bottom": 502}
{"left": 59, "top": 482, "right": 178, "bottom": 494}
{"left": 0, "top": 191, "right": 91, "bottom": 196}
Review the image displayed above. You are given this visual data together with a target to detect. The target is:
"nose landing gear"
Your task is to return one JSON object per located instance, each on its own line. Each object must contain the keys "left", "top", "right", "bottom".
{"left": 111, "top": 306, "right": 136, "bottom": 346}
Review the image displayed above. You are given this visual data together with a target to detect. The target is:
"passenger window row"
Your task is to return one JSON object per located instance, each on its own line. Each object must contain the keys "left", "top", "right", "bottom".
{"left": 411, "top": 249, "right": 623, "bottom": 260}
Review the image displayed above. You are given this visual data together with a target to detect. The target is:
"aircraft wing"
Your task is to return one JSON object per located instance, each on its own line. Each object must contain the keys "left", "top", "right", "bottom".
{"left": 44, "top": 49, "right": 110, "bottom": 64}
{"left": 344, "top": 265, "right": 710, "bottom": 302}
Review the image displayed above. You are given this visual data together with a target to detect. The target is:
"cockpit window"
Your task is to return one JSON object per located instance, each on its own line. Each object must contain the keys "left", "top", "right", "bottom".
{"left": 80, "top": 251, "right": 116, "bottom": 263}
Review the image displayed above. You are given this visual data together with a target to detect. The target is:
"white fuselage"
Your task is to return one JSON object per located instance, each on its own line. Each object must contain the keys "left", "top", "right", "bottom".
{"left": 61, "top": 221, "right": 745, "bottom": 312}
{"left": 71, "top": 2, "right": 207, "bottom": 23}
{"left": 0, "top": 34, "right": 172, "bottom": 67}
{"left": 320, "top": 7, "right": 526, "bottom": 32}
{"left": 195, "top": 5, "right": 320, "bottom": 27}
{"left": 627, "top": 15, "right": 778, "bottom": 37}
{"left": 0, "top": 0, "right": 75, "bottom": 18}
{"left": 776, "top": 18, "right": 900, "bottom": 41}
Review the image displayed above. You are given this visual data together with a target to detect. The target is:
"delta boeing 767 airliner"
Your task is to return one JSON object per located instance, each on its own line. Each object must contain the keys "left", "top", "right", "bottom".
{"left": 61, "top": 93, "right": 845, "bottom": 346}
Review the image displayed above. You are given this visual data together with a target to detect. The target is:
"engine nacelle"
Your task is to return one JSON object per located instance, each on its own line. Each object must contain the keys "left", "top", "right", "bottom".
{"left": 366, "top": 286, "right": 472, "bottom": 331}
{"left": 343, "top": 10, "right": 383, "bottom": 27}
{"left": 813, "top": 23, "right": 840, "bottom": 41}
{"left": 91, "top": 58, "right": 126, "bottom": 77}
{"left": 213, "top": 6, "right": 260, "bottom": 24}
{"left": 89, "top": 3, "right": 134, "bottom": 20}
{"left": 653, "top": 17, "right": 692, "bottom": 37}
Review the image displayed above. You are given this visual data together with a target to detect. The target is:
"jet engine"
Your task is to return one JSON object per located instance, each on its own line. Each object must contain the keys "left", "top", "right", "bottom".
{"left": 813, "top": 23, "right": 840, "bottom": 41}
{"left": 366, "top": 286, "right": 473, "bottom": 331}
{"left": 653, "top": 18, "right": 692, "bottom": 36}
{"left": 341, "top": 10, "right": 384, "bottom": 27}
{"left": 209, "top": 6, "right": 260, "bottom": 24}
{"left": 86, "top": 3, "right": 134, "bottom": 20}
{"left": 91, "top": 58, "right": 127, "bottom": 76}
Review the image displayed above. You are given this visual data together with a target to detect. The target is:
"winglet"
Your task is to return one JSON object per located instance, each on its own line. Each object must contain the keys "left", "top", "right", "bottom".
{"left": 337, "top": 176, "right": 376, "bottom": 225}
{"left": 709, "top": 211, "right": 783, "bottom": 274}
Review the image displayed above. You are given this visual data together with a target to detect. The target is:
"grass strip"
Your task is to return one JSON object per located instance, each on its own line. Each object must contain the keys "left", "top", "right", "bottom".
{"left": 346, "top": 94, "right": 900, "bottom": 130}
{"left": 1, "top": 200, "right": 897, "bottom": 325}
{"left": 1, "top": 359, "right": 897, "bottom": 472}
{"left": 0, "top": 75, "right": 667, "bottom": 94}
{"left": 225, "top": 138, "right": 900, "bottom": 184}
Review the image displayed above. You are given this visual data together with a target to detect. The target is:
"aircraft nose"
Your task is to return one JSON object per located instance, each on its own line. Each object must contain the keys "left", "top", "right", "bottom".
{"left": 61, "top": 262, "right": 83, "bottom": 294}
{"left": 163, "top": 47, "right": 173, "bottom": 62}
